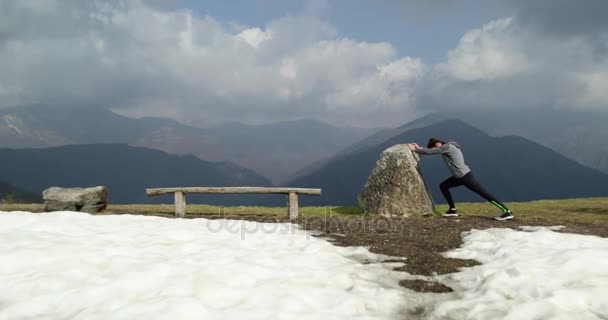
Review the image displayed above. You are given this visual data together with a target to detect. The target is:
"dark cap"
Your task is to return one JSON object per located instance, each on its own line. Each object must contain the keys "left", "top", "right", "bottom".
{"left": 427, "top": 137, "right": 445, "bottom": 148}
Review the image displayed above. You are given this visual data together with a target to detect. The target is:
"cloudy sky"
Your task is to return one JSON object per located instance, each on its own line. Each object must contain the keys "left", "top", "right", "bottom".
{"left": 1, "top": 0, "right": 607, "bottom": 127}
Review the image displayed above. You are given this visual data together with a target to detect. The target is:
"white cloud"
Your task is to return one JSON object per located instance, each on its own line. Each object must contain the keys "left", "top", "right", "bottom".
{"left": 1, "top": 0, "right": 606, "bottom": 128}
{"left": 0, "top": 0, "right": 423, "bottom": 127}
{"left": 577, "top": 70, "right": 608, "bottom": 108}
{"left": 327, "top": 57, "right": 425, "bottom": 110}
{"left": 236, "top": 28, "right": 272, "bottom": 48}
{"left": 436, "top": 18, "right": 529, "bottom": 81}
{"left": 420, "top": 16, "right": 608, "bottom": 112}
{"left": 279, "top": 58, "right": 298, "bottom": 84}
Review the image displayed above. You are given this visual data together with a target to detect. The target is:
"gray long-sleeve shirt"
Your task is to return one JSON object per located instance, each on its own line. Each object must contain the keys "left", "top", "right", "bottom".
{"left": 414, "top": 142, "right": 471, "bottom": 178}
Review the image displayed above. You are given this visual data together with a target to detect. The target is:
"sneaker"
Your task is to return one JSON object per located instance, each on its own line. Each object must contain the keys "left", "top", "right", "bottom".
{"left": 442, "top": 209, "right": 459, "bottom": 217}
{"left": 495, "top": 211, "right": 514, "bottom": 221}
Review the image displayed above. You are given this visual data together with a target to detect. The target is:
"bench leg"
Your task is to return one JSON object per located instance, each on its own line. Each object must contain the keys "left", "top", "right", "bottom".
{"left": 175, "top": 191, "right": 186, "bottom": 218}
{"left": 287, "top": 192, "right": 299, "bottom": 220}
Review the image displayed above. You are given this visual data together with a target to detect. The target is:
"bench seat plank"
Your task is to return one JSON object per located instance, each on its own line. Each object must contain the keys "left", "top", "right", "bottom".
{"left": 146, "top": 187, "right": 321, "bottom": 196}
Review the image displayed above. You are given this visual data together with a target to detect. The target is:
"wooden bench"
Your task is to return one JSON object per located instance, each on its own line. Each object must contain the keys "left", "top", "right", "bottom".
{"left": 145, "top": 187, "right": 322, "bottom": 220}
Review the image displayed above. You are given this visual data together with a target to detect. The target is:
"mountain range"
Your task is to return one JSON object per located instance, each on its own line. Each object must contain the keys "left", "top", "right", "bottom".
{"left": 0, "top": 144, "right": 271, "bottom": 205}
{"left": 1, "top": 105, "right": 607, "bottom": 207}
{"left": 0, "top": 105, "right": 379, "bottom": 183}
{"left": 289, "top": 119, "right": 608, "bottom": 206}
{"left": 331, "top": 109, "right": 608, "bottom": 176}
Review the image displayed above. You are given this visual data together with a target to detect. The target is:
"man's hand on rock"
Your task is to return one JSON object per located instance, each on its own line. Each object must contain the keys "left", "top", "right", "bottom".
{"left": 406, "top": 143, "right": 418, "bottom": 151}
{"left": 397, "top": 143, "right": 420, "bottom": 150}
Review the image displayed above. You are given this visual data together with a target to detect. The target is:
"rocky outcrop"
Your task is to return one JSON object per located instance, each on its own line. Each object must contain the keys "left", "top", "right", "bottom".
{"left": 43, "top": 186, "right": 108, "bottom": 213}
{"left": 358, "top": 145, "right": 434, "bottom": 217}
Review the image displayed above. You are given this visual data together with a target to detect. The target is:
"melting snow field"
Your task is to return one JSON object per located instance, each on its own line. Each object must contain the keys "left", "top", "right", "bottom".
{"left": 0, "top": 212, "right": 414, "bottom": 320}
{"left": 427, "top": 227, "right": 608, "bottom": 319}
{"left": 1, "top": 211, "right": 607, "bottom": 320}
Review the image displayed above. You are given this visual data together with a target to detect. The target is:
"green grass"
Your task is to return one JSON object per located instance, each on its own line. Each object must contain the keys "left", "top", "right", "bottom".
{"left": 0, "top": 203, "right": 43, "bottom": 212}
{"left": 105, "top": 204, "right": 365, "bottom": 217}
{"left": 435, "top": 197, "right": 608, "bottom": 226}
{"left": 2, "top": 198, "right": 607, "bottom": 226}
{"left": 0, "top": 203, "right": 365, "bottom": 217}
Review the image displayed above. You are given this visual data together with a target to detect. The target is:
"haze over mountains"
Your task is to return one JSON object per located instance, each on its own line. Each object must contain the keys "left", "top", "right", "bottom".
{"left": 0, "top": 105, "right": 378, "bottom": 183}
{"left": 290, "top": 120, "right": 608, "bottom": 206}
{"left": 441, "top": 110, "right": 608, "bottom": 176}
{"left": 0, "top": 144, "right": 270, "bottom": 205}
{"left": 204, "top": 119, "right": 379, "bottom": 183}
{"left": 1, "top": 105, "right": 607, "bottom": 206}
{"left": 334, "top": 109, "right": 608, "bottom": 176}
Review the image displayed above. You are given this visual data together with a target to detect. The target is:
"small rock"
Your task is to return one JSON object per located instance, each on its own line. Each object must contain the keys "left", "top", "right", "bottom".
{"left": 43, "top": 186, "right": 108, "bottom": 214}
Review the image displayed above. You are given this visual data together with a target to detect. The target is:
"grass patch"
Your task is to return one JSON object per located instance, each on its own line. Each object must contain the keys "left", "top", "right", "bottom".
{"left": 105, "top": 204, "right": 365, "bottom": 217}
{"left": 434, "top": 197, "right": 608, "bottom": 226}
{"left": 2, "top": 197, "right": 607, "bottom": 226}
{"left": 0, "top": 203, "right": 44, "bottom": 212}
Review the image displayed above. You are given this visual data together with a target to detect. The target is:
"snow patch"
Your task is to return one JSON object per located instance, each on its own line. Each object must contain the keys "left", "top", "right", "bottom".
{"left": 426, "top": 227, "right": 608, "bottom": 319}
{"left": 519, "top": 225, "right": 565, "bottom": 232}
{"left": 2, "top": 115, "right": 23, "bottom": 135}
{"left": 3, "top": 212, "right": 607, "bottom": 319}
{"left": 0, "top": 211, "right": 425, "bottom": 319}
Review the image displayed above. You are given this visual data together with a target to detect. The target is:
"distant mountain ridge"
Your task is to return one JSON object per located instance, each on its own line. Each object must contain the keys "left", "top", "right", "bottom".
{"left": 290, "top": 120, "right": 608, "bottom": 206}
{"left": 0, "top": 105, "right": 380, "bottom": 183}
{"left": 324, "top": 109, "right": 608, "bottom": 176}
{"left": 0, "top": 144, "right": 271, "bottom": 205}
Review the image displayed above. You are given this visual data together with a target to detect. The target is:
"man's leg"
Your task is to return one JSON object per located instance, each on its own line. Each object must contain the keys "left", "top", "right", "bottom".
{"left": 440, "top": 176, "right": 463, "bottom": 210}
{"left": 461, "top": 173, "right": 511, "bottom": 213}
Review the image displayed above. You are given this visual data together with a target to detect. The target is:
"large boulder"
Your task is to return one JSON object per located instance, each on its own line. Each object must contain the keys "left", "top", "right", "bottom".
{"left": 43, "top": 186, "right": 108, "bottom": 213}
{"left": 358, "top": 145, "right": 434, "bottom": 217}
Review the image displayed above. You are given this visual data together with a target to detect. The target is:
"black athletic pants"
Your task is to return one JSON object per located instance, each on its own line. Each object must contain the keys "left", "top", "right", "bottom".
{"left": 440, "top": 172, "right": 510, "bottom": 212}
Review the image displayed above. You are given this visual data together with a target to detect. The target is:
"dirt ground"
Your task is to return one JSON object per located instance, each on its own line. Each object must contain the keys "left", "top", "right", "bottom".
{"left": 302, "top": 215, "right": 608, "bottom": 292}
{"left": 191, "top": 213, "right": 608, "bottom": 293}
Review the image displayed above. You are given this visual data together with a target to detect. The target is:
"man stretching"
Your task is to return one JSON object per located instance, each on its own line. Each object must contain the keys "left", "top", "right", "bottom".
{"left": 408, "top": 138, "right": 513, "bottom": 221}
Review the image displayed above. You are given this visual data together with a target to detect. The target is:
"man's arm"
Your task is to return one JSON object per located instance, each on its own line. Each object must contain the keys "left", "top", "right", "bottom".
{"left": 412, "top": 143, "right": 451, "bottom": 155}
